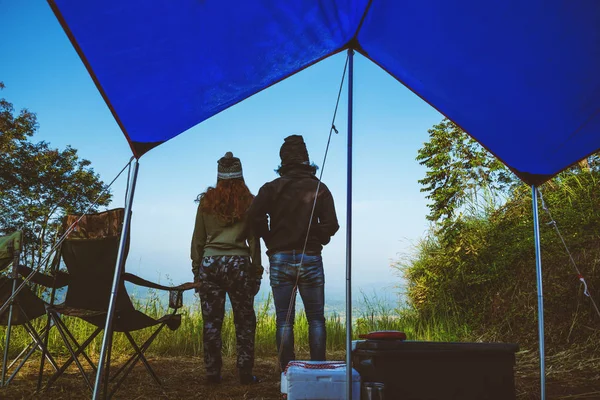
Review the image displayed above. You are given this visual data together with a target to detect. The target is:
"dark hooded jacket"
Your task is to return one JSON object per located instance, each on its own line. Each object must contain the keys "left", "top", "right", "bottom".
{"left": 249, "top": 167, "right": 339, "bottom": 256}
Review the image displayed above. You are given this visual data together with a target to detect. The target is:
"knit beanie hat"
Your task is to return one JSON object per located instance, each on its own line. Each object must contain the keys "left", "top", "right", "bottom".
{"left": 279, "top": 135, "right": 309, "bottom": 166}
{"left": 217, "top": 152, "right": 243, "bottom": 180}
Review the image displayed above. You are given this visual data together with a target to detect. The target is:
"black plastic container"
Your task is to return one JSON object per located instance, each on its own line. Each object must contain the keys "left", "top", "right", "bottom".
{"left": 352, "top": 340, "right": 519, "bottom": 400}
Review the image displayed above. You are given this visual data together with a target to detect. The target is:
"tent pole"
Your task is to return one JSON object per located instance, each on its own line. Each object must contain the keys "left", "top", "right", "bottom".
{"left": 531, "top": 185, "right": 546, "bottom": 400}
{"left": 1, "top": 244, "right": 20, "bottom": 387}
{"left": 345, "top": 47, "right": 354, "bottom": 400}
{"left": 92, "top": 158, "right": 140, "bottom": 400}
{"left": 1, "top": 281, "right": 16, "bottom": 387}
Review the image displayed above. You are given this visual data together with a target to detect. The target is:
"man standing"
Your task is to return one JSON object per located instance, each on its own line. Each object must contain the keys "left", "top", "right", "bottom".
{"left": 249, "top": 135, "right": 339, "bottom": 371}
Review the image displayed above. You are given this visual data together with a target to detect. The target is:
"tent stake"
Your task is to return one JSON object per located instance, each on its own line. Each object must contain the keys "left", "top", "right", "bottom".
{"left": 92, "top": 158, "right": 140, "bottom": 399}
{"left": 345, "top": 47, "right": 354, "bottom": 400}
{"left": 532, "top": 185, "right": 546, "bottom": 400}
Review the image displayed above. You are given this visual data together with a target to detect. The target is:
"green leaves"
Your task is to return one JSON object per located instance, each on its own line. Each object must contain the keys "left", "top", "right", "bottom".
{"left": 400, "top": 120, "right": 600, "bottom": 345}
{"left": 0, "top": 82, "right": 112, "bottom": 270}
{"left": 416, "top": 119, "right": 516, "bottom": 226}
{"left": 0, "top": 82, "right": 37, "bottom": 152}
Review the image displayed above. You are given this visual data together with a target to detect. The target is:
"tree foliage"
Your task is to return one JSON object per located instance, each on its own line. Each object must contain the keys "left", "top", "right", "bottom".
{"left": 399, "top": 118, "right": 600, "bottom": 348}
{"left": 0, "top": 82, "right": 111, "bottom": 269}
{"left": 416, "top": 119, "right": 516, "bottom": 225}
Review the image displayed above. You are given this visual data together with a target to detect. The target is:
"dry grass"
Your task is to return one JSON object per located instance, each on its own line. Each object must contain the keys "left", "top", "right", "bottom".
{"left": 1, "top": 347, "right": 599, "bottom": 399}
{"left": 1, "top": 353, "right": 286, "bottom": 400}
{"left": 515, "top": 344, "right": 600, "bottom": 399}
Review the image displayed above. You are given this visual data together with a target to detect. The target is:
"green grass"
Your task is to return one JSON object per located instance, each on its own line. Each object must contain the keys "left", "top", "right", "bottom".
{"left": 0, "top": 289, "right": 470, "bottom": 360}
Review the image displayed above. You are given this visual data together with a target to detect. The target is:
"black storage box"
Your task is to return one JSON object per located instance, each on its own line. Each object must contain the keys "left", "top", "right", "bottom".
{"left": 352, "top": 340, "right": 519, "bottom": 400}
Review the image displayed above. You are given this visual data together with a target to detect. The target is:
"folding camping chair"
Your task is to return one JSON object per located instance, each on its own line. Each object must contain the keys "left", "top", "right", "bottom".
{"left": 43, "top": 208, "right": 195, "bottom": 397}
{"left": 0, "top": 231, "right": 68, "bottom": 388}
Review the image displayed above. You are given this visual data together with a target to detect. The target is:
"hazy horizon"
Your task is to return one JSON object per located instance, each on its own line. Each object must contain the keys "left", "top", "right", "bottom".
{"left": 2, "top": 2, "right": 442, "bottom": 307}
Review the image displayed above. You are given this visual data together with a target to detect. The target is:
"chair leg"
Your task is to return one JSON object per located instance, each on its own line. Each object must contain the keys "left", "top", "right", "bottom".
{"left": 20, "top": 319, "right": 60, "bottom": 391}
{"left": 37, "top": 323, "right": 60, "bottom": 371}
{"left": 43, "top": 326, "right": 102, "bottom": 391}
{"left": 44, "top": 313, "right": 102, "bottom": 392}
{"left": 54, "top": 315, "right": 101, "bottom": 372}
{"left": 51, "top": 316, "right": 95, "bottom": 392}
{"left": 3, "top": 311, "right": 57, "bottom": 387}
{"left": 4, "top": 320, "right": 59, "bottom": 387}
{"left": 18, "top": 304, "right": 59, "bottom": 370}
{"left": 110, "top": 335, "right": 142, "bottom": 381}
{"left": 5, "top": 338, "right": 37, "bottom": 386}
{"left": 115, "top": 327, "right": 164, "bottom": 385}
{"left": 7, "top": 337, "right": 35, "bottom": 371}
{"left": 109, "top": 349, "right": 135, "bottom": 383}
{"left": 24, "top": 320, "right": 59, "bottom": 371}
{"left": 37, "top": 315, "right": 54, "bottom": 392}
{"left": 108, "top": 325, "right": 166, "bottom": 399}
{"left": 1, "top": 299, "right": 15, "bottom": 386}
{"left": 58, "top": 317, "right": 97, "bottom": 372}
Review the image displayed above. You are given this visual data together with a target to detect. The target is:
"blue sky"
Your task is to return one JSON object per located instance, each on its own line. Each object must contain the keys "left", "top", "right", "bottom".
{"left": 1, "top": 1, "right": 443, "bottom": 303}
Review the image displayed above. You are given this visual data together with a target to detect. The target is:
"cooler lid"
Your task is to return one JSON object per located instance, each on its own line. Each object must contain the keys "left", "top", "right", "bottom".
{"left": 354, "top": 340, "right": 519, "bottom": 354}
{"left": 285, "top": 361, "right": 361, "bottom": 382}
{"left": 358, "top": 330, "right": 407, "bottom": 341}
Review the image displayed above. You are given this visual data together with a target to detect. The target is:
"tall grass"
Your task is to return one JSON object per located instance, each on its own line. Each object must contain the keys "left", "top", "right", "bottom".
{"left": 0, "top": 289, "right": 469, "bottom": 361}
{"left": 398, "top": 168, "right": 600, "bottom": 347}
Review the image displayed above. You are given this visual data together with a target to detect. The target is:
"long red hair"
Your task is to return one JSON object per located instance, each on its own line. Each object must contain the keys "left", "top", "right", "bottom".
{"left": 197, "top": 179, "right": 254, "bottom": 224}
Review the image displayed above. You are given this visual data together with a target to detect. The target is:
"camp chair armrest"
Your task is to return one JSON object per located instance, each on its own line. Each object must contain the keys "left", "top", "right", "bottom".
{"left": 122, "top": 272, "right": 198, "bottom": 292}
{"left": 16, "top": 265, "right": 69, "bottom": 288}
{"left": 123, "top": 273, "right": 198, "bottom": 310}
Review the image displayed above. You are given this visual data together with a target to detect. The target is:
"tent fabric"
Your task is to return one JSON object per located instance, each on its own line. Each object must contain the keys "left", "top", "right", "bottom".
{"left": 49, "top": 0, "right": 367, "bottom": 155}
{"left": 49, "top": 0, "right": 600, "bottom": 185}
{"left": 357, "top": 1, "right": 600, "bottom": 185}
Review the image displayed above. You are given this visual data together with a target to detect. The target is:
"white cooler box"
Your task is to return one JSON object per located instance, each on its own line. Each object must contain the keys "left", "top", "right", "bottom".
{"left": 281, "top": 361, "right": 361, "bottom": 400}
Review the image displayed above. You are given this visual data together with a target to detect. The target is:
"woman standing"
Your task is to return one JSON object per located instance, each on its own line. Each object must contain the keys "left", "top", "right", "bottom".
{"left": 191, "top": 152, "right": 263, "bottom": 385}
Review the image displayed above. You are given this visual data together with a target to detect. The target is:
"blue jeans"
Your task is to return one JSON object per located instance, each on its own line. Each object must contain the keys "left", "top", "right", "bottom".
{"left": 269, "top": 251, "right": 326, "bottom": 370}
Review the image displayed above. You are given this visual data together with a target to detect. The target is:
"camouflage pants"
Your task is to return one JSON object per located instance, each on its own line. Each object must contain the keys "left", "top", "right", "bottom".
{"left": 197, "top": 255, "right": 257, "bottom": 376}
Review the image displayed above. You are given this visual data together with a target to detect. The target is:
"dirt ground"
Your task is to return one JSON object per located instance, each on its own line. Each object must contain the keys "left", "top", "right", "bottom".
{"left": 1, "top": 350, "right": 599, "bottom": 399}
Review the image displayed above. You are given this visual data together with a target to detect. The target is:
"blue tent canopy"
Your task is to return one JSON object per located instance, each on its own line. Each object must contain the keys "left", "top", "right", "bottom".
{"left": 49, "top": 0, "right": 600, "bottom": 185}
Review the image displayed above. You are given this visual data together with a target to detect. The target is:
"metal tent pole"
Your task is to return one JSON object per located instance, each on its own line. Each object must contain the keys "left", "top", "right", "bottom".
{"left": 345, "top": 47, "right": 354, "bottom": 400}
{"left": 92, "top": 158, "right": 140, "bottom": 399}
{"left": 1, "top": 243, "right": 20, "bottom": 387}
{"left": 1, "top": 283, "right": 16, "bottom": 387}
{"left": 531, "top": 185, "right": 546, "bottom": 400}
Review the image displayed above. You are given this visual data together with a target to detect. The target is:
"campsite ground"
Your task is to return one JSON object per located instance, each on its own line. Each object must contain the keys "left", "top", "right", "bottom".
{"left": 2, "top": 348, "right": 599, "bottom": 399}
